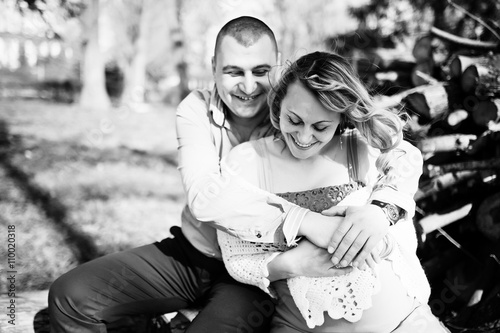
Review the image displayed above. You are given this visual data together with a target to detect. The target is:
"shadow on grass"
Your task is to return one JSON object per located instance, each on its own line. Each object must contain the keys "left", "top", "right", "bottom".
{"left": 124, "top": 146, "right": 178, "bottom": 168}
{"left": 0, "top": 119, "right": 103, "bottom": 264}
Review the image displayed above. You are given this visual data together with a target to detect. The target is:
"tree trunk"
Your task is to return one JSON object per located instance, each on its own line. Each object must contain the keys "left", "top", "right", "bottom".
{"left": 121, "top": 0, "right": 150, "bottom": 108}
{"left": 79, "top": 0, "right": 110, "bottom": 110}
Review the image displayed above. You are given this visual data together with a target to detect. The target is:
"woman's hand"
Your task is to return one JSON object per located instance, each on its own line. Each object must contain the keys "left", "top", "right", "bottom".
{"left": 321, "top": 204, "right": 389, "bottom": 268}
{"left": 267, "top": 239, "right": 352, "bottom": 281}
{"left": 297, "top": 211, "right": 343, "bottom": 249}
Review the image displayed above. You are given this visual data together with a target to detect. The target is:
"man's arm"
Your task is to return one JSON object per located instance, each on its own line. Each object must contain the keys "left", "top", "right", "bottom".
{"left": 321, "top": 140, "right": 423, "bottom": 267}
{"left": 176, "top": 91, "right": 307, "bottom": 245}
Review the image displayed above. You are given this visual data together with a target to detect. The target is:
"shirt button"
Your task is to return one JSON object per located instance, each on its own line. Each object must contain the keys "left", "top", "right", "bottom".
{"left": 256, "top": 232, "right": 262, "bottom": 238}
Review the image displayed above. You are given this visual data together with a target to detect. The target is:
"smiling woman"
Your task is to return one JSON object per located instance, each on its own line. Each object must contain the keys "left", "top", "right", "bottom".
{"left": 279, "top": 81, "right": 341, "bottom": 160}
{"left": 217, "top": 51, "right": 450, "bottom": 332}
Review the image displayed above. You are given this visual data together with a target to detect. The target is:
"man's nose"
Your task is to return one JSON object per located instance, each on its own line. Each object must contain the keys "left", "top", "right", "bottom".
{"left": 240, "top": 73, "right": 257, "bottom": 94}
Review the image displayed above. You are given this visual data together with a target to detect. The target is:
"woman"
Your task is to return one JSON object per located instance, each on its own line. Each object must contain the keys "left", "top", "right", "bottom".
{"left": 217, "top": 52, "right": 449, "bottom": 332}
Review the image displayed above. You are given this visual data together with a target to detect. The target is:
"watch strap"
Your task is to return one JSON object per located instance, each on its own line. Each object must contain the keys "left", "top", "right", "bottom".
{"left": 370, "top": 200, "right": 402, "bottom": 225}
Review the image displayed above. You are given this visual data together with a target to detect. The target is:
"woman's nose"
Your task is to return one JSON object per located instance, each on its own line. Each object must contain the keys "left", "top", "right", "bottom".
{"left": 297, "top": 127, "right": 313, "bottom": 143}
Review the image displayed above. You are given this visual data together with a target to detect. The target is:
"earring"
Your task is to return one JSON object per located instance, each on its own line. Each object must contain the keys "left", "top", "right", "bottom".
{"left": 340, "top": 135, "right": 343, "bottom": 150}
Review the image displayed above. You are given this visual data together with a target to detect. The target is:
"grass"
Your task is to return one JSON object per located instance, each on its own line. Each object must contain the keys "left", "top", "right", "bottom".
{"left": 0, "top": 99, "right": 185, "bottom": 291}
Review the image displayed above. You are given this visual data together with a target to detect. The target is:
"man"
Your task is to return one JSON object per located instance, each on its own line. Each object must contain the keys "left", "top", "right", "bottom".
{"left": 49, "top": 16, "right": 421, "bottom": 332}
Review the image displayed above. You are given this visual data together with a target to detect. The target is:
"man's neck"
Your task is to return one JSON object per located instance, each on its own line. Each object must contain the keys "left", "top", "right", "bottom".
{"left": 225, "top": 109, "right": 269, "bottom": 143}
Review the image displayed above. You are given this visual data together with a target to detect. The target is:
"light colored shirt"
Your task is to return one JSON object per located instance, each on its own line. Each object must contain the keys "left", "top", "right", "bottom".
{"left": 176, "top": 88, "right": 307, "bottom": 258}
{"left": 176, "top": 88, "right": 423, "bottom": 259}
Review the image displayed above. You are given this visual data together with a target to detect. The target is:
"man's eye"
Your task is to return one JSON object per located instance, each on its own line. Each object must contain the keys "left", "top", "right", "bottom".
{"left": 253, "top": 69, "right": 269, "bottom": 77}
{"left": 226, "top": 71, "right": 243, "bottom": 77}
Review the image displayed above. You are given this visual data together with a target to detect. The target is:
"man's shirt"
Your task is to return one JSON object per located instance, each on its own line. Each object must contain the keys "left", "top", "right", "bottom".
{"left": 176, "top": 88, "right": 307, "bottom": 258}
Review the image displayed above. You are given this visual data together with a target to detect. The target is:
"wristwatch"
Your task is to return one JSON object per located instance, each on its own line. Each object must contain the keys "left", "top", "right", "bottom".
{"left": 370, "top": 200, "right": 403, "bottom": 226}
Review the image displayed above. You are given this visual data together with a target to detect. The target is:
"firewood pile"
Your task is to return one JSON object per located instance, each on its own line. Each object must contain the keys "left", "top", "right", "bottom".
{"left": 374, "top": 26, "right": 500, "bottom": 332}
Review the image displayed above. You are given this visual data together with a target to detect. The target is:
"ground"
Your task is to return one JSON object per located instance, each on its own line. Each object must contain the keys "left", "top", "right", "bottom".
{"left": 0, "top": 99, "right": 184, "bottom": 332}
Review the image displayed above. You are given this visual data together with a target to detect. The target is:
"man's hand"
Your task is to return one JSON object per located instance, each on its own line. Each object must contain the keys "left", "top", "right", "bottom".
{"left": 321, "top": 204, "right": 389, "bottom": 268}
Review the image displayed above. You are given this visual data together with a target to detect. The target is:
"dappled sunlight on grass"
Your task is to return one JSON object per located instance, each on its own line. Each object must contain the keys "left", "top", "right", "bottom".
{"left": 0, "top": 99, "right": 184, "bottom": 291}
{"left": 0, "top": 171, "right": 77, "bottom": 291}
{"left": 72, "top": 198, "right": 182, "bottom": 252}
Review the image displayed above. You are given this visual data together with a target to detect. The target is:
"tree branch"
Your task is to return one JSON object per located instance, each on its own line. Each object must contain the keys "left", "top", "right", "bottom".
{"left": 446, "top": 0, "right": 500, "bottom": 43}
{"left": 431, "top": 27, "right": 499, "bottom": 51}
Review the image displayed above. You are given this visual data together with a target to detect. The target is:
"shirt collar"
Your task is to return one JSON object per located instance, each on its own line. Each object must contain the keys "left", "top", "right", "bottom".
{"left": 208, "top": 85, "right": 279, "bottom": 139}
{"left": 209, "top": 85, "right": 229, "bottom": 129}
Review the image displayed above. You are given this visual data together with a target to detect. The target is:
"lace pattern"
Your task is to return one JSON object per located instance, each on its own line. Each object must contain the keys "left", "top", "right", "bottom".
{"left": 218, "top": 184, "right": 430, "bottom": 329}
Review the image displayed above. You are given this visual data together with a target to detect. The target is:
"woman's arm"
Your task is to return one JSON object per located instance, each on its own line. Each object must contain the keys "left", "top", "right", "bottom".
{"left": 218, "top": 229, "right": 352, "bottom": 296}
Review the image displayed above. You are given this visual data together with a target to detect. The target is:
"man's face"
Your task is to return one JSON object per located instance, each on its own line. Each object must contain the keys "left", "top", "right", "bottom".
{"left": 212, "top": 35, "right": 277, "bottom": 120}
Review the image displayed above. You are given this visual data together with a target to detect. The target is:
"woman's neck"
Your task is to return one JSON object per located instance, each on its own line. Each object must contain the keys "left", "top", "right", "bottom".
{"left": 268, "top": 136, "right": 350, "bottom": 193}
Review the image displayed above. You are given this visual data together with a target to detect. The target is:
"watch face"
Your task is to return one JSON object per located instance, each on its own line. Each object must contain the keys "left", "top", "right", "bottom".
{"left": 386, "top": 204, "right": 400, "bottom": 221}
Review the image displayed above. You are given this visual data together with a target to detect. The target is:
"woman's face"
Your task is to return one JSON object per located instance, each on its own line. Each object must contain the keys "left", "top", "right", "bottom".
{"left": 279, "top": 81, "right": 341, "bottom": 160}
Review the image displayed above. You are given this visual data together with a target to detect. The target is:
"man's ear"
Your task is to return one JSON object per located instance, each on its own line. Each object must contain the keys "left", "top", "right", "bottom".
{"left": 277, "top": 51, "right": 282, "bottom": 66}
{"left": 211, "top": 56, "right": 216, "bottom": 76}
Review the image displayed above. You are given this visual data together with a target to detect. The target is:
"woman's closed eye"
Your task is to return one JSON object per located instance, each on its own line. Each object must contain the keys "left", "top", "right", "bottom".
{"left": 287, "top": 116, "right": 328, "bottom": 132}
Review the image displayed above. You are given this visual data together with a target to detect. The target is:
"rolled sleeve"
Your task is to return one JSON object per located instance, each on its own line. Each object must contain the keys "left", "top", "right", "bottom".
{"left": 369, "top": 140, "right": 423, "bottom": 218}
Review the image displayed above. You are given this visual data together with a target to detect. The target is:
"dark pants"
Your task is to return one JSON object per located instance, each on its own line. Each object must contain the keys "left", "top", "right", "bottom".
{"left": 48, "top": 226, "right": 275, "bottom": 333}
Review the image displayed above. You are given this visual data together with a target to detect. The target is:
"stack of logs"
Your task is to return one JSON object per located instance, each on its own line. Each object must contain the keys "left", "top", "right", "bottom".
{"left": 374, "top": 27, "right": 500, "bottom": 244}
{"left": 387, "top": 27, "right": 500, "bottom": 331}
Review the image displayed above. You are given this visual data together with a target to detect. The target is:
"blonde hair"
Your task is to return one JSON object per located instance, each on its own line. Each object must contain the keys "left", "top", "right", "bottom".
{"left": 268, "top": 51, "right": 406, "bottom": 181}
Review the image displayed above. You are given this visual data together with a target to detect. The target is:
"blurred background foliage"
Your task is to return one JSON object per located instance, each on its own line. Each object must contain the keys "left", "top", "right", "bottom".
{"left": 3, "top": 0, "right": 497, "bottom": 111}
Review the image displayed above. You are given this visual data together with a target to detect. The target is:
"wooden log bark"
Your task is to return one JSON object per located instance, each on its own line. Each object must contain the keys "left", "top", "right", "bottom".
{"left": 426, "top": 158, "right": 500, "bottom": 177}
{"left": 411, "top": 59, "right": 435, "bottom": 87}
{"left": 415, "top": 170, "right": 477, "bottom": 201}
{"left": 418, "top": 134, "right": 477, "bottom": 153}
{"left": 472, "top": 99, "right": 500, "bottom": 127}
{"left": 461, "top": 63, "right": 500, "bottom": 97}
{"left": 476, "top": 192, "right": 500, "bottom": 241}
{"left": 404, "top": 83, "right": 449, "bottom": 120}
{"left": 449, "top": 55, "right": 491, "bottom": 79}
{"left": 467, "top": 130, "right": 500, "bottom": 156}
{"left": 418, "top": 203, "right": 473, "bottom": 234}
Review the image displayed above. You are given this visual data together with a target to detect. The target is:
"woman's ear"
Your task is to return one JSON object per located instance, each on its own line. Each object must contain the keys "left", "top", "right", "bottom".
{"left": 211, "top": 56, "right": 216, "bottom": 76}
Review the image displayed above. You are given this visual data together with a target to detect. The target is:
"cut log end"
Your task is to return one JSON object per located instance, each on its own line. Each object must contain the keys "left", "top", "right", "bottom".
{"left": 472, "top": 99, "right": 500, "bottom": 127}
{"left": 476, "top": 193, "right": 500, "bottom": 241}
{"left": 461, "top": 65, "right": 479, "bottom": 93}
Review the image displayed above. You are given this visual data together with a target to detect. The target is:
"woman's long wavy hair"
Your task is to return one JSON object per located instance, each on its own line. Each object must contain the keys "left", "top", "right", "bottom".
{"left": 268, "top": 51, "right": 406, "bottom": 183}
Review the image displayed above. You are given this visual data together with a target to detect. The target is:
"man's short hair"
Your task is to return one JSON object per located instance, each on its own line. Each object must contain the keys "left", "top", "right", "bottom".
{"left": 214, "top": 16, "right": 277, "bottom": 60}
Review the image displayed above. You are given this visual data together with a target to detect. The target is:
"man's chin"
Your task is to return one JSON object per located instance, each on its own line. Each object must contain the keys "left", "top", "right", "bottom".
{"left": 231, "top": 104, "right": 267, "bottom": 119}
